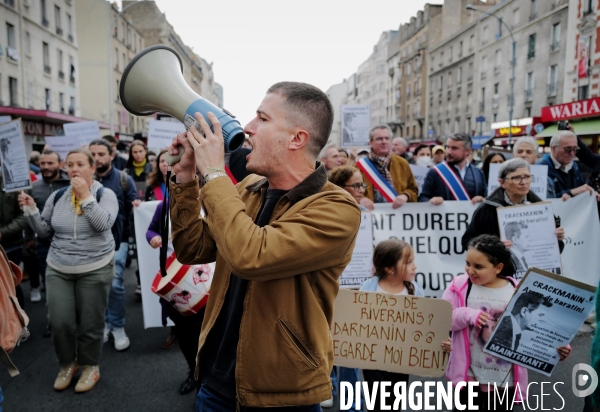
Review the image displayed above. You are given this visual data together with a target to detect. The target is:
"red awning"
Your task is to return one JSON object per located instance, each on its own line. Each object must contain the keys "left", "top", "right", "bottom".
{"left": 0, "top": 106, "right": 110, "bottom": 129}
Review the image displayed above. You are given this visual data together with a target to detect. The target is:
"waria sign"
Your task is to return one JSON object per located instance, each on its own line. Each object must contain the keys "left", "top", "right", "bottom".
{"left": 541, "top": 97, "right": 600, "bottom": 122}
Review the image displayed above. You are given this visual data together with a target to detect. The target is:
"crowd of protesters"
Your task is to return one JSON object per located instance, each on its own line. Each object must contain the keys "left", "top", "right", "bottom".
{"left": 2, "top": 107, "right": 600, "bottom": 412}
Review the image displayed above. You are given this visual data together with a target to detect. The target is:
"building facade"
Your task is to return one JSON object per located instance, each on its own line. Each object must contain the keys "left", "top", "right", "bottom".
{"left": 428, "top": 0, "right": 568, "bottom": 141}
{"left": 75, "top": 0, "right": 145, "bottom": 137}
{"left": 0, "top": 0, "right": 90, "bottom": 151}
{"left": 325, "top": 80, "right": 348, "bottom": 147}
{"left": 390, "top": 4, "right": 443, "bottom": 141}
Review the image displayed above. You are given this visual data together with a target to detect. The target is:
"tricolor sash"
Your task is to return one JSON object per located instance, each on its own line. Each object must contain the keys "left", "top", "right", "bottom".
{"left": 433, "top": 162, "right": 471, "bottom": 201}
{"left": 356, "top": 158, "right": 398, "bottom": 203}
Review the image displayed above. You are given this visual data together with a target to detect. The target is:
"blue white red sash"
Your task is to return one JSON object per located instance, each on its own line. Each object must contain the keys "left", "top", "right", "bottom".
{"left": 356, "top": 158, "right": 398, "bottom": 203}
{"left": 433, "top": 161, "right": 471, "bottom": 201}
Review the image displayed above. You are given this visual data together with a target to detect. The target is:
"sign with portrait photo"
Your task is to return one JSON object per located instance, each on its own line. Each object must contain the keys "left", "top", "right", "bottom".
{"left": 339, "top": 211, "right": 374, "bottom": 288}
{"left": 0, "top": 119, "right": 32, "bottom": 192}
{"left": 341, "top": 105, "right": 370, "bottom": 147}
{"left": 497, "top": 202, "right": 562, "bottom": 280}
{"left": 484, "top": 268, "right": 596, "bottom": 376}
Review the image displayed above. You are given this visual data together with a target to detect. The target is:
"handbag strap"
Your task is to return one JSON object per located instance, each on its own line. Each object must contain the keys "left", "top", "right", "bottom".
{"left": 160, "top": 171, "right": 171, "bottom": 278}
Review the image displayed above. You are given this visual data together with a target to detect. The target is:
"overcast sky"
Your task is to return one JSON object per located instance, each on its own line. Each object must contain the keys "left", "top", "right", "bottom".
{"left": 119, "top": 0, "right": 442, "bottom": 125}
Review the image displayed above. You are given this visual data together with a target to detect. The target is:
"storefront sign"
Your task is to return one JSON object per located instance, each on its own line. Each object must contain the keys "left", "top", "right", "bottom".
{"left": 21, "top": 120, "right": 63, "bottom": 136}
{"left": 541, "top": 97, "right": 600, "bottom": 122}
{"left": 494, "top": 125, "right": 527, "bottom": 137}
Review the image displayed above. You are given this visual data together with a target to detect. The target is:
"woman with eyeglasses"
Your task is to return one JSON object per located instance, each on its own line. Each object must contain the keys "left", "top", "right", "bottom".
{"left": 329, "top": 166, "right": 367, "bottom": 208}
{"left": 462, "top": 158, "right": 565, "bottom": 252}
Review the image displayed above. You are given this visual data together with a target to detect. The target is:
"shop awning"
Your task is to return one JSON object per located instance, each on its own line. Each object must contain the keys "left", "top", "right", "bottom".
{"left": 536, "top": 119, "right": 600, "bottom": 138}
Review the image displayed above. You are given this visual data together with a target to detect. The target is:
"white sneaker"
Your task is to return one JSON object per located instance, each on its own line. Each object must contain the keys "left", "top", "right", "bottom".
{"left": 30, "top": 287, "right": 42, "bottom": 302}
{"left": 103, "top": 324, "right": 111, "bottom": 343}
{"left": 320, "top": 398, "right": 334, "bottom": 408}
{"left": 112, "top": 327, "right": 130, "bottom": 351}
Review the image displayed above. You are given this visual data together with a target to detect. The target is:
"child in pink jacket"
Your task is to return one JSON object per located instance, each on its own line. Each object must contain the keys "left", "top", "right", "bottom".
{"left": 442, "top": 235, "right": 571, "bottom": 411}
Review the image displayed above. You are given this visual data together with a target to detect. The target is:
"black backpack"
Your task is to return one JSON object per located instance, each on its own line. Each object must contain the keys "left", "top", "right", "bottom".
{"left": 52, "top": 186, "right": 124, "bottom": 250}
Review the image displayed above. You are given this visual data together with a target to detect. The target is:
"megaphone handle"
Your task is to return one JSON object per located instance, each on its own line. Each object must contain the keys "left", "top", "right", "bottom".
{"left": 165, "top": 146, "right": 185, "bottom": 166}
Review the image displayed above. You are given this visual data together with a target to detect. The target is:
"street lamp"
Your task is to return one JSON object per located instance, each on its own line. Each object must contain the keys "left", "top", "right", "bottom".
{"left": 466, "top": 4, "right": 516, "bottom": 146}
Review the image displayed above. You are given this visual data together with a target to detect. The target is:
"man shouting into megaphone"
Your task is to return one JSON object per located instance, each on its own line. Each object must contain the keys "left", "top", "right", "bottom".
{"left": 168, "top": 81, "right": 361, "bottom": 412}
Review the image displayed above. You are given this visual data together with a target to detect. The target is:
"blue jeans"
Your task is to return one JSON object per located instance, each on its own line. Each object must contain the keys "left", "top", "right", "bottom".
{"left": 196, "top": 383, "right": 322, "bottom": 412}
{"left": 105, "top": 242, "right": 128, "bottom": 329}
{"left": 333, "top": 367, "right": 360, "bottom": 410}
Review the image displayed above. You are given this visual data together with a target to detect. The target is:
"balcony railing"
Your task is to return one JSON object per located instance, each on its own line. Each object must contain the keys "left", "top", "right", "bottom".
{"left": 547, "top": 84, "right": 558, "bottom": 97}
{"left": 529, "top": 13, "right": 537, "bottom": 21}
{"left": 70, "top": 74, "right": 75, "bottom": 84}
{"left": 58, "top": 70, "right": 65, "bottom": 79}
{"left": 527, "top": 51, "right": 535, "bottom": 60}
{"left": 550, "top": 42, "right": 560, "bottom": 52}
{"left": 68, "top": 34, "right": 74, "bottom": 42}
{"left": 481, "top": 70, "right": 487, "bottom": 80}
{"left": 494, "top": 65, "right": 501, "bottom": 74}
{"left": 42, "top": 17, "right": 49, "bottom": 27}
{"left": 44, "top": 65, "right": 51, "bottom": 74}
{"left": 56, "top": 27, "right": 63, "bottom": 35}
{"left": 468, "top": 74, "right": 473, "bottom": 83}
{"left": 525, "top": 89, "right": 533, "bottom": 102}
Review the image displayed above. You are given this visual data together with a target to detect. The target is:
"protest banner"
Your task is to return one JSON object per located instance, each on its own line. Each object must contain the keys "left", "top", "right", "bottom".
{"left": 63, "top": 120, "right": 101, "bottom": 145}
{"left": 484, "top": 268, "right": 596, "bottom": 377}
{"left": 487, "top": 163, "right": 548, "bottom": 199}
{"left": 134, "top": 201, "right": 174, "bottom": 328}
{"left": 341, "top": 105, "right": 370, "bottom": 147}
{"left": 0, "top": 119, "right": 32, "bottom": 192}
{"left": 551, "top": 193, "right": 600, "bottom": 287}
{"left": 45, "top": 135, "right": 82, "bottom": 161}
{"left": 147, "top": 119, "right": 186, "bottom": 150}
{"left": 340, "top": 211, "right": 374, "bottom": 288}
{"left": 371, "top": 203, "right": 478, "bottom": 297}
{"left": 497, "top": 202, "right": 562, "bottom": 279}
{"left": 0, "top": 116, "right": 11, "bottom": 125}
{"left": 409, "top": 164, "right": 429, "bottom": 194}
{"left": 332, "top": 289, "right": 452, "bottom": 377}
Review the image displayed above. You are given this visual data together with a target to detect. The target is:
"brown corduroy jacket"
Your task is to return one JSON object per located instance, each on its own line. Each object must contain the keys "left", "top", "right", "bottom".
{"left": 169, "top": 163, "right": 360, "bottom": 407}
{"left": 361, "top": 154, "right": 419, "bottom": 202}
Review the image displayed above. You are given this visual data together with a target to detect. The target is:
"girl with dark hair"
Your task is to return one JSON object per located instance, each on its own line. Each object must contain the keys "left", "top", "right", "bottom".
{"left": 145, "top": 149, "right": 169, "bottom": 202}
{"left": 481, "top": 152, "right": 506, "bottom": 183}
{"left": 442, "top": 234, "right": 571, "bottom": 411}
{"left": 124, "top": 140, "right": 153, "bottom": 183}
{"left": 360, "top": 240, "right": 451, "bottom": 411}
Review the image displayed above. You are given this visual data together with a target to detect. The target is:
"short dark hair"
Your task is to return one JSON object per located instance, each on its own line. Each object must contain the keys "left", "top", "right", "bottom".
{"left": 89, "top": 139, "right": 113, "bottom": 155}
{"left": 328, "top": 166, "right": 359, "bottom": 187}
{"left": 414, "top": 144, "right": 431, "bottom": 157}
{"left": 41, "top": 149, "right": 61, "bottom": 162}
{"left": 468, "top": 234, "right": 516, "bottom": 278}
{"left": 448, "top": 132, "right": 473, "bottom": 150}
{"left": 267, "top": 82, "right": 334, "bottom": 158}
{"left": 102, "top": 135, "right": 118, "bottom": 145}
{"left": 511, "top": 291, "right": 552, "bottom": 317}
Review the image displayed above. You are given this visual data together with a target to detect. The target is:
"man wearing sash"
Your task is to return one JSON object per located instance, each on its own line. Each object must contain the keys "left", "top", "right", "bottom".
{"left": 356, "top": 125, "right": 418, "bottom": 210}
{"left": 418, "top": 133, "right": 486, "bottom": 204}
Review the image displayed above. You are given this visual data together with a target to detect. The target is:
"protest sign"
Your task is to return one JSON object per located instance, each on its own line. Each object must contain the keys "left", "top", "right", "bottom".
{"left": 134, "top": 201, "right": 174, "bottom": 328}
{"left": 341, "top": 105, "right": 370, "bottom": 147}
{"left": 371, "top": 203, "right": 478, "bottom": 297}
{"left": 340, "top": 211, "right": 374, "bottom": 288}
{"left": 147, "top": 119, "right": 186, "bottom": 150}
{"left": 484, "top": 268, "right": 596, "bottom": 376}
{"left": 45, "top": 135, "right": 82, "bottom": 162}
{"left": 0, "top": 116, "right": 11, "bottom": 125}
{"left": 0, "top": 119, "right": 32, "bottom": 192}
{"left": 552, "top": 194, "right": 600, "bottom": 287}
{"left": 332, "top": 289, "right": 451, "bottom": 377}
{"left": 409, "top": 164, "right": 429, "bottom": 195}
{"left": 487, "top": 164, "right": 548, "bottom": 199}
{"left": 63, "top": 121, "right": 101, "bottom": 145}
{"left": 497, "top": 202, "right": 562, "bottom": 279}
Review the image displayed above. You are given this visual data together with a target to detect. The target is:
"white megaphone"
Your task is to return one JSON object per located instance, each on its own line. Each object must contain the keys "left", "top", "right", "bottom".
{"left": 120, "top": 45, "right": 245, "bottom": 164}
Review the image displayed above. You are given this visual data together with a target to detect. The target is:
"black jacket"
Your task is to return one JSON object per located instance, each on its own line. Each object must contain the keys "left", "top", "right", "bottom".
{"left": 462, "top": 187, "right": 564, "bottom": 252}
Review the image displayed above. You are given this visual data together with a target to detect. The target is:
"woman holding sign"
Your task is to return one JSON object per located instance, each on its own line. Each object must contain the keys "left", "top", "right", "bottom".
{"left": 462, "top": 158, "right": 564, "bottom": 251}
{"left": 18, "top": 149, "right": 118, "bottom": 393}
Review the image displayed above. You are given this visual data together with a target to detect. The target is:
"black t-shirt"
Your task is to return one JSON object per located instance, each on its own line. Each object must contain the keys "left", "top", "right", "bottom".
{"left": 200, "top": 187, "right": 288, "bottom": 398}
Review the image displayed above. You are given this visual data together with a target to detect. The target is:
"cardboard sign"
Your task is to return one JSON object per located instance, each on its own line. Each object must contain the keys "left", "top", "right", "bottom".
{"left": 332, "top": 289, "right": 452, "bottom": 377}
{"left": 0, "top": 119, "right": 32, "bottom": 192}
{"left": 484, "top": 268, "right": 596, "bottom": 376}
{"left": 63, "top": 121, "right": 101, "bottom": 145}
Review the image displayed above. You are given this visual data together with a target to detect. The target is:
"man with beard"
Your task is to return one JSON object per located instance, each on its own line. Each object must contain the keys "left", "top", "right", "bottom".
{"left": 89, "top": 139, "right": 139, "bottom": 351}
{"left": 27, "top": 150, "right": 70, "bottom": 302}
{"left": 418, "top": 133, "right": 486, "bottom": 204}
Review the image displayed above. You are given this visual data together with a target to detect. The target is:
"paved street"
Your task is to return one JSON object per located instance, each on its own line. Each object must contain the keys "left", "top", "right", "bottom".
{"left": 1, "top": 264, "right": 594, "bottom": 411}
